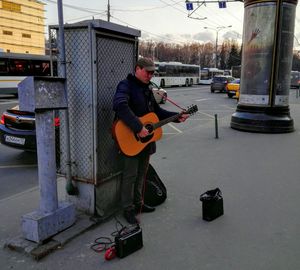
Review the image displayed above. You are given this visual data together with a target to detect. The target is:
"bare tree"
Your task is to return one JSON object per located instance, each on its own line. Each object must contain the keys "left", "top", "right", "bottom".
{"left": 138, "top": 40, "right": 241, "bottom": 68}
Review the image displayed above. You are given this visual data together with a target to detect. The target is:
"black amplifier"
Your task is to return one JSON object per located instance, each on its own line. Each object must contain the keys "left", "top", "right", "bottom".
{"left": 115, "top": 225, "right": 143, "bottom": 258}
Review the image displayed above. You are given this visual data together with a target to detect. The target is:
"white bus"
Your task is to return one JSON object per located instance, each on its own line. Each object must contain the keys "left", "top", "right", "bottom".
{"left": 0, "top": 52, "right": 56, "bottom": 95}
{"left": 199, "top": 67, "right": 224, "bottom": 85}
{"left": 151, "top": 62, "right": 200, "bottom": 87}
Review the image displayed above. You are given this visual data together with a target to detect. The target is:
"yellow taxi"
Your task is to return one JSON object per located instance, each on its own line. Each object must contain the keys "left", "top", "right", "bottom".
{"left": 226, "top": 78, "right": 240, "bottom": 99}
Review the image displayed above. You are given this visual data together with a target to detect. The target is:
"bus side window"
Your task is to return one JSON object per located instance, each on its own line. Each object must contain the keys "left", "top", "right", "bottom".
{"left": 0, "top": 60, "right": 8, "bottom": 74}
{"left": 42, "top": 62, "right": 50, "bottom": 75}
{"left": 10, "top": 60, "right": 27, "bottom": 75}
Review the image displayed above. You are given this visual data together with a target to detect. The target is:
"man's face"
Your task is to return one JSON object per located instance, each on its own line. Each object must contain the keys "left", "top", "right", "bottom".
{"left": 135, "top": 66, "right": 154, "bottom": 84}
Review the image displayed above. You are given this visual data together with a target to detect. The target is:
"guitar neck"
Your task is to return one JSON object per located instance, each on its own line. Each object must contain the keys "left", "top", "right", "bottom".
{"left": 152, "top": 113, "right": 181, "bottom": 130}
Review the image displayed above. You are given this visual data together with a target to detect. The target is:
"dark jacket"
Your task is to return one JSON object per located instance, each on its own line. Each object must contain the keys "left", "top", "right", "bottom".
{"left": 113, "top": 74, "right": 178, "bottom": 154}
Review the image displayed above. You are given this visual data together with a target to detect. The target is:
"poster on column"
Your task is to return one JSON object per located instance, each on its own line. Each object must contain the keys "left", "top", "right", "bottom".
{"left": 239, "top": 3, "right": 276, "bottom": 106}
{"left": 275, "top": 2, "right": 296, "bottom": 106}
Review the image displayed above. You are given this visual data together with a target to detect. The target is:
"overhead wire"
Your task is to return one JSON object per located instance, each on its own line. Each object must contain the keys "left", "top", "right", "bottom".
{"left": 43, "top": 0, "right": 190, "bottom": 43}
{"left": 158, "top": 0, "right": 188, "bottom": 14}
{"left": 168, "top": 0, "right": 206, "bottom": 17}
{"left": 166, "top": 0, "right": 232, "bottom": 29}
{"left": 199, "top": 5, "right": 238, "bottom": 27}
{"left": 180, "top": 1, "right": 243, "bottom": 43}
{"left": 112, "top": 1, "right": 182, "bottom": 12}
{"left": 43, "top": 0, "right": 241, "bottom": 44}
{"left": 64, "top": 12, "right": 107, "bottom": 24}
{"left": 167, "top": 0, "right": 243, "bottom": 33}
{"left": 111, "top": 1, "right": 204, "bottom": 44}
{"left": 43, "top": 0, "right": 105, "bottom": 14}
{"left": 110, "top": 15, "right": 189, "bottom": 44}
{"left": 156, "top": 0, "right": 223, "bottom": 31}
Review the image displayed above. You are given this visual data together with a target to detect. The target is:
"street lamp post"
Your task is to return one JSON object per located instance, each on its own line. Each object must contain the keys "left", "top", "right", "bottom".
{"left": 204, "top": 25, "right": 232, "bottom": 68}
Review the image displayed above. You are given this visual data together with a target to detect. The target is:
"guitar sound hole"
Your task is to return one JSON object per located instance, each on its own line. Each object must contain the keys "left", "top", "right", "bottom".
{"left": 145, "top": 124, "right": 154, "bottom": 133}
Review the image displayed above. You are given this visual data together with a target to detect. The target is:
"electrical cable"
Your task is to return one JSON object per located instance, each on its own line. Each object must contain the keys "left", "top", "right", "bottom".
{"left": 90, "top": 237, "right": 114, "bottom": 253}
{"left": 110, "top": 15, "right": 188, "bottom": 44}
{"left": 64, "top": 12, "right": 107, "bottom": 23}
{"left": 43, "top": 0, "right": 105, "bottom": 14}
{"left": 112, "top": 1, "right": 182, "bottom": 13}
{"left": 90, "top": 216, "right": 139, "bottom": 254}
{"left": 159, "top": 0, "right": 188, "bottom": 14}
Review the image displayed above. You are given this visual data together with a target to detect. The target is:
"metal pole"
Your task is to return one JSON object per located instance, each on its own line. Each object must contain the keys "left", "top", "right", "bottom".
{"left": 204, "top": 26, "right": 228, "bottom": 69}
{"left": 107, "top": 0, "right": 111, "bottom": 22}
{"left": 49, "top": 26, "right": 54, "bottom": 77}
{"left": 215, "top": 30, "right": 218, "bottom": 68}
{"left": 215, "top": 114, "right": 219, "bottom": 139}
{"left": 57, "top": 0, "right": 77, "bottom": 195}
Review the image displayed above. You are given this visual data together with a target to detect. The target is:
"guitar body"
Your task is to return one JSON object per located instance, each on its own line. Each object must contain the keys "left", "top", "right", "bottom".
{"left": 112, "top": 112, "right": 163, "bottom": 156}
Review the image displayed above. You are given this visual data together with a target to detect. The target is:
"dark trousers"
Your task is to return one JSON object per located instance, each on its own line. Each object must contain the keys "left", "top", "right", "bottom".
{"left": 121, "top": 151, "right": 150, "bottom": 210}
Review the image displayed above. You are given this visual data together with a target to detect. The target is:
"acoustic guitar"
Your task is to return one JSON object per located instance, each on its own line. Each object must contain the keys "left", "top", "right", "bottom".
{"left": 112, "top": 105, "right": 198, "bottom": 156}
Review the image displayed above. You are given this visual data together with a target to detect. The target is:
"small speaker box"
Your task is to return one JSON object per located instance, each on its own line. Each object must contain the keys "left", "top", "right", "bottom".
{"left": 115, "top": 225, "right": 143, "bottom": 258}
{"left": 200, "top": 188, "right": 224, "bottom": 221}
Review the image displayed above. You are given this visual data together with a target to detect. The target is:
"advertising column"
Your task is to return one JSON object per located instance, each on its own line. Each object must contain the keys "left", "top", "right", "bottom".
{"left": 231, "top": 0, "right": 297, "bottom": 133}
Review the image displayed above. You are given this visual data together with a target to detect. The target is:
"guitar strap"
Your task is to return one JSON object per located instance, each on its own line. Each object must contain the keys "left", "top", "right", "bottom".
{"left": 145, "top": 85, "right": 155, "bottom": 113}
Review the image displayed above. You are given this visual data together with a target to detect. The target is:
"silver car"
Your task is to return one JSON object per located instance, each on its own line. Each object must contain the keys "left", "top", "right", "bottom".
{"left": 150, "top": 81, "right": 167, "bottom": 104}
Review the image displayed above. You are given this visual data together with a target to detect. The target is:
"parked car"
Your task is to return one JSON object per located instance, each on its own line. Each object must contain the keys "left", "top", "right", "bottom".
{"left": 290, "top": 70, "right": 300, "bottom": 88}
{"left": 0, "top": 106, "right": 60, "bottom": 152}
{"left": 235, "top": 87, "right": 240, "bottom": 100}
{"left": 226, "top": 78, "right": 240, "bottom": 98}
{"left": 150, "top": 81, "right": 167, "bottom": 104}
{"left": 210, "top": 75, "right": 235, "bottom": 93}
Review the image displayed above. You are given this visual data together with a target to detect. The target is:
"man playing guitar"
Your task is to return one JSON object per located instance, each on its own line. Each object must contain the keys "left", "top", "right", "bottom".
{"left": 113, "top": 57, "right": 189, "bottom": 224}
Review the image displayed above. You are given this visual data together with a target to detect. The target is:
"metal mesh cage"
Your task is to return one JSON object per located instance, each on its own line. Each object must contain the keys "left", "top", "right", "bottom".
{"left": 52, "top": 27, "right": 94, "bottom": 182}
{"left": 49, "top": 20, "right": 140, "bottom": 216}
{"left": 95, "top": 33, "right": 136, "bottom": 179}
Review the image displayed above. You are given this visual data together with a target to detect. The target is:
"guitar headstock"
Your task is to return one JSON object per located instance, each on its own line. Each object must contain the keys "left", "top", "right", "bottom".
{"left": 186, "top": 104, "right": 198, "bottom": 115}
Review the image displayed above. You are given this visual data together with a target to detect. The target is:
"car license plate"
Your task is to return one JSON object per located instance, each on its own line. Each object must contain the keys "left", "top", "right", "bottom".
{"left": 5, "top": 135, "right": 25, "bottom": 145}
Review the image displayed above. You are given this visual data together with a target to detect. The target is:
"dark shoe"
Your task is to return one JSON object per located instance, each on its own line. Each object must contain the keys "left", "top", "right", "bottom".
{"left": 123, "top": 209, "right": 138, "bottom": 224}
{"left": 137, "top": 204, "right": 155, "bottom": 213}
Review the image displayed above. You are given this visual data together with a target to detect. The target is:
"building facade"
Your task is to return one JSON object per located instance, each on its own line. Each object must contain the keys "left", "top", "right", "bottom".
{"left": 0, "top": 0, "right": 45, "bottom": 55}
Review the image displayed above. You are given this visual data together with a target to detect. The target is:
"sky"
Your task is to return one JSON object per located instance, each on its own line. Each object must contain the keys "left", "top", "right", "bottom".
{"left": 43, "top": 0, "right": 300, "bottom": 49}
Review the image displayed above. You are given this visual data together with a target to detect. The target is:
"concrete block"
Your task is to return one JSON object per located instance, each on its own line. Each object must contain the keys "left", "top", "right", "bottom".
{"left": 18, "top": 76, "right": 67, "bottom": 112}
{"left": 21, "top": 201, "right": 75, "bottom": 243}
{"left": 52, "top": 214, "right": 96, "bottom": 246}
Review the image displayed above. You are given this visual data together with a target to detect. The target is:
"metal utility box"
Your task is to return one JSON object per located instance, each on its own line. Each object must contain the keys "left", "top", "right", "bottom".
{"left": 49, "top": 20, "right": 140, "bottom": 217}
{"left": 18, "top": 77, "right": 67, "bottom": 112}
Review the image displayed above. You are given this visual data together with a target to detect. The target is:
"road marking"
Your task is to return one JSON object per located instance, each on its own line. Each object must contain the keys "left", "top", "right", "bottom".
{"left": 166, "top": 87, "right": 205, "bottom": 92}
{"left": 197, "top": 111, "right": 215, "bottom": 119}
{"left": 0, "top": 100, "right": 18, "bottom": 105}
{"left": 167, "top": 123, "right": 183, "bottom": 133}
{"left": 195, "top": 98, "right": 209, "bottom": 102}
{"left": 0, "top": 164, "right": 37, "bottom": 169}
{"left": 188, "top": 118, "right": 212, "bottom": 121}
{"left": 0, "top": 185, "right": 39, "bottom": 204}
{"left": 221, "top": 104, "right": 237, "bottom": 110}
{"left": 0, "top": 177, "right": 64, "bottom": 204}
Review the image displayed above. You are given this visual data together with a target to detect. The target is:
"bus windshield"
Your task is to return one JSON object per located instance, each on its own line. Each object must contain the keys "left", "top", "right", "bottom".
{"left": 200, "top": 68, "right": 224, "bottom": 84}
